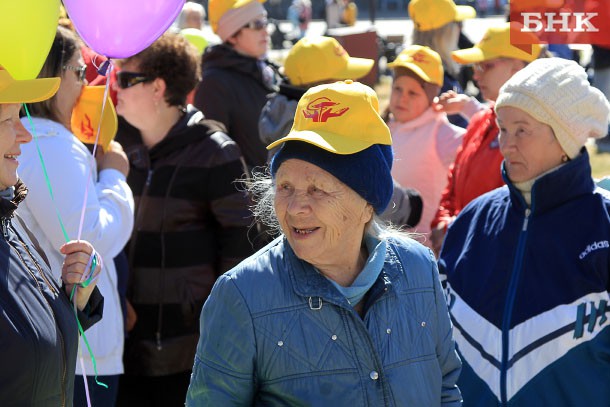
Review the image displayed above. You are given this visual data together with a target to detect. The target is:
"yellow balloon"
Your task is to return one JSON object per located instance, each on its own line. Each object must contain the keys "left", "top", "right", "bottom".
{"left": 0, "top": 0, "right": 60, "bottom": 79}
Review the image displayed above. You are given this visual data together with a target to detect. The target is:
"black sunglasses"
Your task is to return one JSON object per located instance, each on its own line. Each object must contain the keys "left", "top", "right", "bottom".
{"left": 243, "top": 18, "right": 268, "bottom": 31}
{"left": 63, "top": 64, "right": 87, "bottom": 82}
{"left": 116, "top": 71, "right": 152, "bottom": 89}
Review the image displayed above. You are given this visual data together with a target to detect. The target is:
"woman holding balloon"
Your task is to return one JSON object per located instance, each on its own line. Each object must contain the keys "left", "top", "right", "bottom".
{"left": 0, "top": 68, "right": 104, "bottom": 406}
{"left": 19, "top": 26, "right": 135, "bottom": 406}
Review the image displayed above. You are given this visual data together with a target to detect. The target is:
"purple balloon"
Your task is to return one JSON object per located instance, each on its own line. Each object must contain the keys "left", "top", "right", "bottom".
{"left": 63, "top": 0, "right": 186, "bottom": 58}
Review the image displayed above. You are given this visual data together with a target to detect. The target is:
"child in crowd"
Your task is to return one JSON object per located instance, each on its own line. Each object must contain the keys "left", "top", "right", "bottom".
{"left": 384, "top": 45, "right": 464, "bottom": 242}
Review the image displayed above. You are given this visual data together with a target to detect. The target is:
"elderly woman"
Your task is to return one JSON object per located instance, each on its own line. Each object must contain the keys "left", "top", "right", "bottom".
{"left": 113, "top": 33, "right": 255, "bottom": 406}
{"left": 186, "top": 80, "right": 462, "bottom": 406}
{"left": 0, "top": 70, "right": 103, "bottom": 405}
{"left": 439, "top": 58, "right": 610, "bottom": 406}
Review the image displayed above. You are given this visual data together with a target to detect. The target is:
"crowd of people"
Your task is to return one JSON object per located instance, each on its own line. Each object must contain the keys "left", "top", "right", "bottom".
{"left": 1, "top": 0, "right": 609, "bottom": 406}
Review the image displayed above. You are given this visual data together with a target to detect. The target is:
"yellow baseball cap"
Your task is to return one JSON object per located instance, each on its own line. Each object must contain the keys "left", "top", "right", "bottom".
{"left": 388, "top": 45, "right": 444, "bottom": 86}
{"left": 0, "top": 69, "right": 60, "bottom": 104}
{"left": 409, "top": 0, "right": 476, "bottom": 31}
{"left": 266, "top": 80, "right": 392, "bottom": 154}
{"left": 71, "top": 86, "right": 118, "bottom": 151}
{"left": 451, "top": 22, "right": 543, "bottom": 64}
{"left": 284, "top": 37, "right": 374, "bottom": 87}
{"left": 208, "top": 0, "right": 266, "bottom": 34}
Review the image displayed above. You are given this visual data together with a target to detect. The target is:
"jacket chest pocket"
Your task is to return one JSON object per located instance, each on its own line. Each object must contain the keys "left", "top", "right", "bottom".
{"left": 368, "top": 288, "right": 438, "bottom": 365}
{"left": 254, "top": 304, "right": 360, "bottom": 382}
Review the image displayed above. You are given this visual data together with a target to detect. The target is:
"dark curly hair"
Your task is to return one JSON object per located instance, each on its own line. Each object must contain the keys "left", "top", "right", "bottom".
{"left": 118, "top": 33, "right": 201, "bottom": 107}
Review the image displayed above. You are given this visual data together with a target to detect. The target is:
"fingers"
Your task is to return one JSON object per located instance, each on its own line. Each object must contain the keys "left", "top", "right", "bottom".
{"left": 60, "top": 240, "right": 94, "bottom": 256}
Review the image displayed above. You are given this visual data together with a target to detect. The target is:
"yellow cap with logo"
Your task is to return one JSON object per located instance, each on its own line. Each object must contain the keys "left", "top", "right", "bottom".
{"left": 452, "top": 22, "right": 543, "bottom": 64}
{"left": 388, "top": 45, "right": 444, "bottom": 86}
{"left": 71, "top": 86, "right": 118, "bottom": 151}
{"left": 284, "top": 36, "right": 374, "bottom": 86}
{"left": 266, "top": 80, "right": 391, "bottom": 154}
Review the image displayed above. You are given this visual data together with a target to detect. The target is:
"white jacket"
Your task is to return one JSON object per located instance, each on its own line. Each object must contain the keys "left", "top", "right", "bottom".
{"left": 19, "top": 117, "right": 135, "bottom": 376}
{"left": 389, "top": 108, "right": 464, "bottom": 237}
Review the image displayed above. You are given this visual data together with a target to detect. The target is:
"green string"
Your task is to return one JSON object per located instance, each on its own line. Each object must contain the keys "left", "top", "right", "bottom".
{"left": 22, "top": 104, "right": 69, "bottom": 243}
{"left": 23, "top": 104, "right": 106, "bottom": 388}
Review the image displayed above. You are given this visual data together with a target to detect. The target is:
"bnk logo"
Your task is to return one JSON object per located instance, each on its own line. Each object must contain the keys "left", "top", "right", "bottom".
{"left": 302, "top": 97, "right": 349, "bottom": 123}
{"left": 509, "top": 0, "right": 610, "bottom": 49}
{"left": 579, "top": 240, "right": 609, "bottom": 260}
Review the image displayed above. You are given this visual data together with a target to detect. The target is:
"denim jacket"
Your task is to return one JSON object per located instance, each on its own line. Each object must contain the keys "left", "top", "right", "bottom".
{"left": 186, "top": 235, "right": 462, "bottom": 406}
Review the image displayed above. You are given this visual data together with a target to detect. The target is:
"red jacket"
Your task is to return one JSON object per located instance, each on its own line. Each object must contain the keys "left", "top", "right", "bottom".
{"left": 431, "top": 106, "right": 504, "bottom": 229}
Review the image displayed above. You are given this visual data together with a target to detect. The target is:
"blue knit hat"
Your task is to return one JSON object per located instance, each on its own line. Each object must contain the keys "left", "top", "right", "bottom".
{"left": 267, "top": 80, "right": 394, "bottom": 214}
{"left": 270, "top": 141, "right": 394, "bottom": 214}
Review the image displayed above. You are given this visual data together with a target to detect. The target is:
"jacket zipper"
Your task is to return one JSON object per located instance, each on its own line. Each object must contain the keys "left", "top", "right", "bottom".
{"left": 4, "top": 217, "right": 67, "bottom": 406}
{"left": 499, "top": 207, "right": 530, "bottom": 406}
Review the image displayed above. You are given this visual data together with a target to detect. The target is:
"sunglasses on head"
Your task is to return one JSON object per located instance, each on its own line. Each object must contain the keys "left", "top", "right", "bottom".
{"left": 116, "top": 71, "right": 152, "bottom": 89}
{"left": 243, "top": 18, "right": 268, "bottom": 31}
{"left": 63, "top": 64, "right": 87, "bottom": 82}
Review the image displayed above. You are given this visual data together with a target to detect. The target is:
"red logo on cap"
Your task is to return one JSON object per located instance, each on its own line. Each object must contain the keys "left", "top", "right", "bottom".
{"left": 79, "top": 114, "right": 95, "bottom": 140}
{"left": 411, "top": 51, "right": 427, "bottom": 63}
{"left": 302, "top": 97, "right": 349, "bottom": 122}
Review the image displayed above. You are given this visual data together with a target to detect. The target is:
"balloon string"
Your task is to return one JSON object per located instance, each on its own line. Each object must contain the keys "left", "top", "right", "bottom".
{"left": 22, "top": 105, "right": 70, "bottom": 243}
{"left": 23, "top": 102, "right": 107, "bottom": 394}
{"left": 77, "top": 61, "right": 113, "bottom": 241}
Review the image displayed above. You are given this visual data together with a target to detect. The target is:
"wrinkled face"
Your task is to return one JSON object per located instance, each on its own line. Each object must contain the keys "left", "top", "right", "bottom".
{"left": 389, "top": 75, "right": 430, "bottom": 123}
{"left": 229, "top": 17, "right": 269, "bottom": 58}
{"left": 0, "top": 104, "right": 33, "bottom": 190}
{"left": 274, "top": 159, "right": 373, "bottom": 270}
{"left": 497, "top": 106, "right": 565, "bottom": 183}
{"left": 473, "top": 58, "right": 523, "bottom": 102}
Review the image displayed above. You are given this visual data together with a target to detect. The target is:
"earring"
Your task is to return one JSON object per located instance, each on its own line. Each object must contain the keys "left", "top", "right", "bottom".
{"left": 561, "top": 154, "right": 568, "bottom": 163}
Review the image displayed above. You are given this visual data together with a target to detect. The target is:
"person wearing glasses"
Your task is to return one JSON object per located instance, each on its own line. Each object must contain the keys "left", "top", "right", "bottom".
{"left": 113, "top": 33, "right": 256, "bottom": 407}
{"left": 0, "top": 66, "right": 104, "bottom": 407}
{"left": 194, "top": 0, "right": 281, "bottom": 170}
{"left": 429, "top": 23, "right": 547, "bottom": 256}
{"left": 19, "top": 26, "right": 135, "bottom": 406}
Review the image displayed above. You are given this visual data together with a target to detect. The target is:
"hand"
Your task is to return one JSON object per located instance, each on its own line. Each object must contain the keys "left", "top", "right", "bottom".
{"left": 60, "top": 240, "right": 102, "bottom": 311}
{"left": 126, "top": 299, "right": 138, "bottom": 332}
{"left": 430, "top": 224, "right": 447, "bottom": 259}
{"left": 97, "top": 141, "right": 130, "bottom": 177}
{"left": 432, "top": 91, "right": 471, "bottom": 116}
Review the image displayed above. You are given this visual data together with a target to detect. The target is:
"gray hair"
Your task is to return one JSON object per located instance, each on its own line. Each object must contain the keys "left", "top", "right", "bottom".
{"left": 178, "top": 2, "right": 206, "bottom": 30}
{"left": 246, "top": 169, "right": 408, "bottom": 241}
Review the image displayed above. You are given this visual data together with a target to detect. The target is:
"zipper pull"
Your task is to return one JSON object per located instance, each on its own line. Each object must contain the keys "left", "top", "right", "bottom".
{"left": 2, "top": 218, "right": 9, "bottom": 238}
{"left": 522, "top": 208, "right": 531, "bottom": 231}
{"left": 146, "top": 169, "right": 153, "bottom": 187}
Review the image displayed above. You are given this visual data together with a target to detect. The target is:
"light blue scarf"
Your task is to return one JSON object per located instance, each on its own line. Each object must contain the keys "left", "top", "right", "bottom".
{"left": 0, "top": 186, "right": 15, "bottom": 201}
{"left": 326, "top": 235, "right": 386, "bottom": 306}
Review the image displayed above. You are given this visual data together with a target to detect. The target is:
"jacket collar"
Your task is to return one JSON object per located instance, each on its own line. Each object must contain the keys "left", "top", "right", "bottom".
{"left": 0, "top": 180, "right": 27, "bottom": 218}
{"left": 502, "top": 147, "right": 594, "bottom": 214}
{"left": 284, "top": 237, "right": 399, "bottom": 306}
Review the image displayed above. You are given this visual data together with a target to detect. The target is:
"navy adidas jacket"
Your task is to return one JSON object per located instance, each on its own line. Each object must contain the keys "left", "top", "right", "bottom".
{"left": 439, "top": 148, "right": 610, "bottom": 406}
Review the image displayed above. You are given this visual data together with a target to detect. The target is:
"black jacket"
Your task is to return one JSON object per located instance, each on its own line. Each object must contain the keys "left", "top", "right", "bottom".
{"left": 116, "top": 107, "right": 256, "bottom": 376}
{"left": 0, "top": 181, "right": 103, "bottom": 406}
{"left": 194, "top": 44, "right": 280, "bottom": 169}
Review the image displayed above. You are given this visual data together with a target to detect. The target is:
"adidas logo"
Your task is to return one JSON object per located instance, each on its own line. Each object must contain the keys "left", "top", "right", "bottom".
{"left": 579, "top": 240, "right": 609, "bottom": 260}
